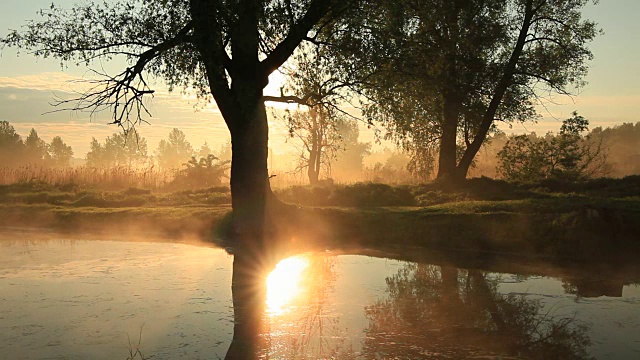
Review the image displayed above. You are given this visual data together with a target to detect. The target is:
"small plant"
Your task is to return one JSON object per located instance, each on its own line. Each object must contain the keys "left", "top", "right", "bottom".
{"left": 126, "top": 325, "right": 150, "bottom": 360}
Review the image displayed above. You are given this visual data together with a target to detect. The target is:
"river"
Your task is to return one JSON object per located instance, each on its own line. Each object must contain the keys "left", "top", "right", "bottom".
{"left": 1, "top": 232, "right": 639, "bottom": 359}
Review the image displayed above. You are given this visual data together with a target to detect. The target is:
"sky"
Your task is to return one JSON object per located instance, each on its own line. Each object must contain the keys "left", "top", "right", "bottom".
{"left": 0, "top": 0, "right": 638, "bottom": 159}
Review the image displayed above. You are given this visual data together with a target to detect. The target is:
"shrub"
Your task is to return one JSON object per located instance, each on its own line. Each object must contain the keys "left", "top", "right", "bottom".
{"left": 169, "top": 155, "right": 230, "bottom": 190}
{"left": 497, "top": 112, "right": 608, "bottom": 182}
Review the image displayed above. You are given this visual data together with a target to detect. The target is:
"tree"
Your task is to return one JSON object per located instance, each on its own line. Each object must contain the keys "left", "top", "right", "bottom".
{"left": 85, "top": 131, "right": 148, "bottom": 167}
{"left": 591, "top": 122, "right": 640, "bottom": 177}
{"left": 0, "top": 121, "right": 24, "bottom": 167}
{"left": 269, "top": 44, "right": 360, "bottom": 184}
{"left": 48, "top": 136, "right": 74, "bottom": 167}
{"left": 197, "top": 141, "right": 213, "bottom": 159}
{"left": 332, "top": 121, "right": 371, "bottom": 181}
{"left": 2, "top": 0, "right": 352, "bottom": 246}
{"left": 497, "top": 112, "right": 608, "bottom": 181}
{"left": 284, "top": 107, "right": 348, "bottom": 184}
{"left": 155, "top": 128, "right": 194, "bottom": 169}
{"left": 24, "top": 129, "right": 48, "bottom": 166}
{"left": 336, "top": 0, "right": 599, "bottom": 180}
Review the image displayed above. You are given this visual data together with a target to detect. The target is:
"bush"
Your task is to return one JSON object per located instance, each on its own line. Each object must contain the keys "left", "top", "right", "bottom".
{"left": 169, "top": 155, "right": 230, "bottom": 190}
{"left": 497, "top": 112, "right": 608, "bottom": 182}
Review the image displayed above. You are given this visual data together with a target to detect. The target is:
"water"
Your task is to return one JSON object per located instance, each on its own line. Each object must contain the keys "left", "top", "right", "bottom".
{"left": 1, "top": 235, "right": 639, "bottom": 359}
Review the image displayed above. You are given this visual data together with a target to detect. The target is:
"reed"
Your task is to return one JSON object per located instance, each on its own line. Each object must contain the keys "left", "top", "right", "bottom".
{"left": 0, "top": 165, "right": 173, "bottom": 191}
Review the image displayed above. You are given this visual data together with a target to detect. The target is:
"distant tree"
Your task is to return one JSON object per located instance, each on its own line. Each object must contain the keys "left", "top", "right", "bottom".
{"left": 155, "top": 128, "right": 194, "bottom": 169}
{"left": 47, "top": 136, "right": 74, "bottom": 167}
{"left": 332, "top": 122, "right": 371, "bottom": 181}
{"left": 216, "top": 141, "right": 232, "bottom": 162}
{"left": 591, "top": 122, "right": 640, "bottom": 177}
{"left": 285, "top": 107, "right": 348, "bottom": 184}
{"left": 270, "top": 44, "right": 357, "bottom": 184}
{"left": 497, "top": 112, "right": 607, "bottom": 181}
{"left": 197, "top": 141, "right": 213, "bottom": 159}
{"left": 24, "top": 129, "right": 48, "bottom": 165}
{"left": 85, "top": 138, "right": 106, "bottom": 168}
{"left": 85, "top": 131, "right": 148, "bottom": 167}
{"left": 0, "top": 121, "right": 24, "bottom": 167}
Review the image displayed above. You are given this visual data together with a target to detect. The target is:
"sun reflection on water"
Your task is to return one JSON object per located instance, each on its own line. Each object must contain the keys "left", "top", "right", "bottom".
{"left": 266, "top": 255, "right": 310, "bottom": 315}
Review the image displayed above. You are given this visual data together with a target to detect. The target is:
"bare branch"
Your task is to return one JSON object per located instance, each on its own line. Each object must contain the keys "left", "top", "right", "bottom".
{"left": 49, "top": 21, "right": 194, "bottom": 132}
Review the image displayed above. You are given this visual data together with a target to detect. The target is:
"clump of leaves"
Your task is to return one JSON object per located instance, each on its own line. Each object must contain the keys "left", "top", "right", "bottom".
{"left": 497, "top": 112, "right": 608, "bottom": 182}
{"left": 170, "top": 155, "right": 230, "bottom": 190}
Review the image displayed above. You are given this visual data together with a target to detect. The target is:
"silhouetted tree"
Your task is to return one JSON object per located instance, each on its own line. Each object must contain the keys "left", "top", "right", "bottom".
{"left": 85, "top": 131, "right": 148, "bottom": 167}
{"left": 47, "top": 136, "right": 74, "bottom": 167}
{"left": 285, "top": 107, "right": 348, "bottom": 184}
{"left": 171, "top": 154, "right": 230, "bottom": 188}
{"left": 155, "top": 128, "right": 194, "bottom": 169}
{"left": 2, "top": 0, "right": 354, "bottom": 245}
{"left": 0, "top": 121, "right": 24, "bottom": 167}
{"left": 268, "top": 44, "right": 357, "bottom": 184}
{"left": 24, "top": 129, "right": 48, "bottom": 165}
{"left": 335, "top": 0, "right": 599, "bottom": 180}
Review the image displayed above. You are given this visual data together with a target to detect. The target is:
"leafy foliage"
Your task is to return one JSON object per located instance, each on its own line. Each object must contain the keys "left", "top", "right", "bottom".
{"left": 326, "top": 0, "right": 599, "bottom": 179}
{"left": 0, "top": 121, "right": 25, "bottom": 167}
{"left": 86, "top": 131, "right": 149, "bottom": 168}
{"left": 0, "top": 121, "right": 74, "bottom": 168}
{"left": 170, "top": 154, "right": 230, "bottom": 189}
{"left": 48, "top": 136, "right": 74, "bottom": 167}
{"left": 155, "top": 128, "right": 194, "bottom": 169}
{"left": 497, "top": 112, "right": 608, "bottom": 181}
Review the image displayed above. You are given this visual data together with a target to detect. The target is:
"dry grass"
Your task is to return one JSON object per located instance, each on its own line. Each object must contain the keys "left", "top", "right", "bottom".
{"left": 0, "top": 165, "right": 173, "bottom": 191}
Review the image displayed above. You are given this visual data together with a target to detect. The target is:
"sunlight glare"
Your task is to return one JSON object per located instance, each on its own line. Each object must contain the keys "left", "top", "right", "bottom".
{"left": 266, "top": 255, "right": 309, "bottom": 315}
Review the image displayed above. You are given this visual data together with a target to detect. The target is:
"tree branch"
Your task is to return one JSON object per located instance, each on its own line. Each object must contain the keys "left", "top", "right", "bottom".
{"left": 259, "top": 0, "right": 334, "bottom": 76}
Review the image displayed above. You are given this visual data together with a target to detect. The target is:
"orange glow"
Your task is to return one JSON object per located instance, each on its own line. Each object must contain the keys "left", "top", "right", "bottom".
{"left": 266, "top": 255, "right": 309, "bottom": 315}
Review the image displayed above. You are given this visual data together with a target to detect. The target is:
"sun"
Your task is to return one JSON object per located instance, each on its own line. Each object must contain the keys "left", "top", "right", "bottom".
{"left": 265, "top": 255, "right": 309, "bottom": 315}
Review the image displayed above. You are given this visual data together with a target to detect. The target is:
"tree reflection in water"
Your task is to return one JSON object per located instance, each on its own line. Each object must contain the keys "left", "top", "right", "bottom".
{"left": 225, "top": 250, "right": 269, "bottom": 360}
{"left": 225, "top": 252, "right": 595, "bottom": 360}
{"left": 363, "top": 264, "right": 593, "bottom": 360}
{"left": 225, "top": 251, "right": 354, "bottom": 359}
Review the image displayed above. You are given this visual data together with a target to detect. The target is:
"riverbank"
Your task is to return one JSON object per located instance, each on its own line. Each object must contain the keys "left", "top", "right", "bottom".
{"left": 2, "top": 177, "right": 640, "bottom": 265}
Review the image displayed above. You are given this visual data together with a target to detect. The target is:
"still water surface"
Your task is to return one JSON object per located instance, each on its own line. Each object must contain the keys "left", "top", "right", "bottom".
{"left": 1, "top": 236, "right": 639, "bottom": 359}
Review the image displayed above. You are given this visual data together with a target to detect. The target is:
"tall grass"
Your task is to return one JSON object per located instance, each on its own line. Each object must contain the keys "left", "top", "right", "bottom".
{"left": 0, "top": 165, "right": 173, "bottom": 191}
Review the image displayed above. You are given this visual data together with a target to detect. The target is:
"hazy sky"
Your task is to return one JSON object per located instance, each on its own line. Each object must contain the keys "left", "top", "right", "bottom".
{"left": 0, "top": 0, "right": 638, "bottom": 157}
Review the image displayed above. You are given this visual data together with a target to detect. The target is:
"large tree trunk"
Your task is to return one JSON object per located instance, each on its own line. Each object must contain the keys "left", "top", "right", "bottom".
{"left": 454, "top": 0, "right": 535, "bottom": 180}
{"left": 229, "top": 94, "right": 270, "bottom": 248}
{"left": 436, "top": 2, "right": 462, "bottom": 181}
{"left": 436, "top": 96, "right": 460, "bottom": 179}
{"left": 225, "top": 251, "right": 267, "bottom": 359}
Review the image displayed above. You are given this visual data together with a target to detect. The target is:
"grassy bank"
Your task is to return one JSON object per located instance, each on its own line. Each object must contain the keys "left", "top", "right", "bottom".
{"left": 2, "top": 177, "right": 640, "bottom": 264}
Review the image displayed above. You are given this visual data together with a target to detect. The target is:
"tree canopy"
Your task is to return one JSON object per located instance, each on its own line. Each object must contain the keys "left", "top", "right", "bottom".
{"left": 322, "top": 0, "right": 599, "bottom": 180}
{"left": 86, "top": 131, "right": 149, "bottom": 168}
